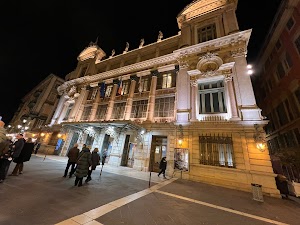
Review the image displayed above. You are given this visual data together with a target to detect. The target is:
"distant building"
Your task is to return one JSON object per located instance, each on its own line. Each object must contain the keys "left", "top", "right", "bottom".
{"left": 7, "top": 74, "right": 64, "bottom": 144}
{"left": 254, "top": 0, "right": 300, "bottom": 182}
{"left": 45, "top": 0, "right": 279, "bottom": 197}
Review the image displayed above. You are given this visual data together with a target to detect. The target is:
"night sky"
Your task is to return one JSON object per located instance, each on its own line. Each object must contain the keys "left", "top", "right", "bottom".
{"left": 0, "top": 0, "right": 282, "bottom": 124}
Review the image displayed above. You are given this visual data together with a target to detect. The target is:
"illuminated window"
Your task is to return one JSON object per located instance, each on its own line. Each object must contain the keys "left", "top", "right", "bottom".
{"left": 198, "top": 80, "right": 227, "bottom": 114}
{"left": 111, "top": 102, "right": 126, "bottom": 119}
{"left": 121, "top": 80, "right": 130, "bottom": 95}
{"left": 105, "top": 84, "right": 113, "bottom": 97}
{"left": 136, "top": 76, "right": 150, "bottom": 93}
{"left": 131, "top": 100, "right": 148, "bottom": 118}
{"left": 199, "top": 135, "right": 235, "bottom": 168}
{"left": 197, "top": 24, "right": 216, "bottom": 43}
{"left": 154, "top": 97, "right": 175, "bottom": 117}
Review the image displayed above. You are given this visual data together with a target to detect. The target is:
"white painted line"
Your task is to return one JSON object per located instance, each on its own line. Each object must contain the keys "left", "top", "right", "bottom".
{"left": 155, "top": 190, "right": 290, "bottom": 225}
{"left": 55, "top": 178, "right": 177, "bottom": 225}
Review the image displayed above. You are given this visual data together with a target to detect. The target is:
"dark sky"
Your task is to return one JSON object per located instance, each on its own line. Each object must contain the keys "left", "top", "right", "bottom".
{"left": 0, "top": 0, "right": 282, "bottom": 124}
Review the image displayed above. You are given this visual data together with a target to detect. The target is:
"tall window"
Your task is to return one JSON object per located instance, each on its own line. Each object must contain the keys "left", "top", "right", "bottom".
{"left": 81, "top": 106, "right": 92, "bottom": 121}
{"left": 276, "top": 62, "right": 285, "bottom": 79}
{"left": 294, "top": 35, "right": 300, "bottom": 54}
{"left": 198, "top": 80, "right": 227, "bottom": 114}
{"left": 197, "top": 24, "right": 216, "bottom": 43}
{"left": 121, "top": 80, "right": 130, "bottom": 95}
{"left": 130, "top": 100, "right": 148, "bottom": 118}
{"left": 287, "top": 17, "right": 295, "bottom": 30}
{"left": 154, "top": 97, "right": 175, "bottom": 117}
{"left": 276, "top": 102, "right": 289, "bottom": 126}
{"left": 111, "top": 102, "right": 126, "bottom": 119}
{"left": 87, "top": 88, "right": 98, "bottom": 100}
{"left": 199, "top": 135, "right": 235, "bottom": 167}
{"left": 105, "top": 84, "right": 113, "bottom": 98}
{"left": 136, "top": 76, "right": 150, "bottom": 93}
{"left": 294, "top": 87, "right": 300, "bottom": 105}
{"left": 95, "top": 104, "right": 108, "bottom": 120}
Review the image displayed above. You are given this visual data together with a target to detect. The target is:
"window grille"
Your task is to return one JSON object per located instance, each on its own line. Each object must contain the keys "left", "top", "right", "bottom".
{"left": 95, "top": 104, "right": 108, "bottom": 120}
{"left": 87, "top": 88, "right": 98, "bottom": 100}
{"left": 136, "top": 76, "right": 150, "bottom": 93}
{"left": 198, "top": 80, "right": 227, "bottom": 114}
{"left": 154, "top": 97, "right": 175, "bottom": 117}
{"left": 81, "top": 106, "right": 92, "bottom": 121}
{"left": 121, "top": 80, "right": 130, "bottom": 95}
{"left": 199, "top": 135, "right": 235, "bottom": 168}
{"left": 111, "top": 102, "right": 126, "bottom": 119}
{"left": 130, "top": 100, "right": 148, "bottom": 118}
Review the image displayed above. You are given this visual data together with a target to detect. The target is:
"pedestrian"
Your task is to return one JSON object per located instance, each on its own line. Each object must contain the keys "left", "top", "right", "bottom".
{"left": 74, "top": 144, "right": 92, "bottom": 187}
{"left": 63, "top": 143, "right": 79, "bottom": 178}
{"left": 11, "top": 137, "right": 34, "bottom": 175}
{"left": 0, "top": 136, "right": 13, "bottom": 183}
{"left": 85, "top": 147, "right": 100, "bottom": 183}
{"left": 158, "top": 156, "right": 167, "bottom": 178}
{"left": 9, "top": 133, "right": 25, "bottom": 176}
{"left": 275, "top": 173, "right": 289, "bottom": 199}
{"left": 34, "top": 141, "right": 41, "bottom": 154}
{"left": 101, "top": 149, "right": 107, "bottom": 165}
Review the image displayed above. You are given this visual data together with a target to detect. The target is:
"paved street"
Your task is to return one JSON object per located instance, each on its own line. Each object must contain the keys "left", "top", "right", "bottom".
{"left": 0, "top": 155, "right": 300, "bottom": 225}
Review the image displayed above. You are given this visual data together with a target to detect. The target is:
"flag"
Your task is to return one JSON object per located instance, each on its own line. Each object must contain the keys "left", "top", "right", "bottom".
{"left": 117, "top": 79, "right": 123, "bottom": 95}
{"left": 100, "top": 82, "right": 106, "bottom": 98}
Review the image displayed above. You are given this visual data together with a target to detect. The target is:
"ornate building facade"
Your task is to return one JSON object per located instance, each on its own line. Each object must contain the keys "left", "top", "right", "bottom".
{"left": 48, "top": 0, "right": 280, "bottom": 197}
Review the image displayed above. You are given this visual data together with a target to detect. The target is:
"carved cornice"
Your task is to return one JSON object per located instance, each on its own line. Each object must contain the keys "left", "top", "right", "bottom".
{"left": 57, "top": 30, "right": 251, "bottom": 94}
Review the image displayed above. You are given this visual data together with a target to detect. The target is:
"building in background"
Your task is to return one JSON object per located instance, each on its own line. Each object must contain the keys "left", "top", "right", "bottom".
{"left": 253, "top": 0, "right": 300, "bottom": 186}
{"left": 35, "top": 0, "right": 279, "bottom": 197}
{"left": 7, "top": 74, "right": 64, "bottom": 148}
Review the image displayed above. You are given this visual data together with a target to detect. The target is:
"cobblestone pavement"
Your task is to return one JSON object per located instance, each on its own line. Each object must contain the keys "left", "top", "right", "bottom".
{"left": 0, "top": 155, "right": 299, "bottom": 225}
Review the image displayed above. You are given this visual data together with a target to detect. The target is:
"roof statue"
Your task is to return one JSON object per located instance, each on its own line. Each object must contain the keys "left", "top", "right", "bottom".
{"left": 157, "top": 31, "right": 163, "bottom": 42}
{"left": 123, "top": 42, "right": 129, "bottom": 54}
{"left": 109, "top": 49, "right": 115, "bottom": 58}
{"left": 139, "top": 38, "right": 145, "bottom": 48}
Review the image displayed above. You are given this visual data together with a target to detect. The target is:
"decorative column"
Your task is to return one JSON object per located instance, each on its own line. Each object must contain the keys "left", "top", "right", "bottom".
{"left": 57, "top": 102, "right": 70, "bottom": 124}
{"left": 105, "top": 81, "right": 118, "bottom": 121}
{"left": 190, "top": 79, "right": 198, "bottom": 121}
{"left": 146, "top": 71, "right": 158, "bottom": 122}
{"left": 224, "top": 74, "right": 239, "bottom": 120}
{"left": 68, "top": 87, "right": 87, "bottom": 122}
{"left": 89, "top": 88, "right": 101, "bottom": 121}
{"left": 176, "top": 59, "right": 191, "bottom": 124}
{"left": 50, "top": 94, "right": 67, "bottom": 125}
{"left": 124, "top": 76, "right": 137, "bottom": 120}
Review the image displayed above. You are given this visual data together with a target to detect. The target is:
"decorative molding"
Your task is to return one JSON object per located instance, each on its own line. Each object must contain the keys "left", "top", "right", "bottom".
{"left": 197, "top": 52, "right": 223, "bottom": 77}
{"left": 231, "top": 47, "right": 247, "bottom": 58}
{"left": 57, "top": 30, "right": 251, "bottom": 93}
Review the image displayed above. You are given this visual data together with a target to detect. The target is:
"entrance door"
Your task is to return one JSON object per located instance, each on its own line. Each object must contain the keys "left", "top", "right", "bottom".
{"left": 150, "top": 136, "right": 167, "bottom": 172}
{"left": 101, "top": 134, "right": 110, "bottom": 163}
{"left": 121, "top": 135, "right": 130, "bottom": 166}
{"left": 85, "top": 135, "right": 94, "bottom": 148}
{"left": 67, "top": 132, "right": 79, "bottom": 154}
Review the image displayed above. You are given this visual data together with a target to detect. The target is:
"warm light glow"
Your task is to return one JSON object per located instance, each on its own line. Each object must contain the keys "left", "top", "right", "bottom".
{"left": 178, "top": 139, "right": 183, "bottom": 146}
{"left": 40, "top": 133, "right": 45, "bottom": 137}
{"left": 247, "top": 64, "right": 252, "bottom": 69}
{"left": 17, "top": 125, "right": 22, "bottom": 129}
{"left": 256, "top": 142, "right": 266, "bottom": 152}
{"left": 23, "top": 119, "right": 27, "bottom": 123}
{"left": 8, "top": 125, "right": 11, "bottom": 128}
{"left": 25, "top": 126, "right": 29, "bottom": 130}
{"left": 57, "top": 133, "right": 62, "bottom": 138}
{"left": 32, "top": 134, "right": 36, "bottom": 137}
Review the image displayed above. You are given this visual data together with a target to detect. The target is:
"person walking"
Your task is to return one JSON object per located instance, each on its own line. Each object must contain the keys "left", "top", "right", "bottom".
{"left": 74, "top": 145, "right": 92, "bottom": 187}
{"left": 63, "top": 143, "right": 79, "bottom": 178}
{"left": 9, "top": 133, "right": 25, "bottom": 176}
{"left": 11, "top": 137, "right": 34, "bottom": 175}
{"left": 158, "top": 156, "right": 167, "bottom": 178}
{"left": 34, "top": 141, "right": 41, "bottom": 154}
{"left": 85, "top": 147, "right": 100, "bottom": 183}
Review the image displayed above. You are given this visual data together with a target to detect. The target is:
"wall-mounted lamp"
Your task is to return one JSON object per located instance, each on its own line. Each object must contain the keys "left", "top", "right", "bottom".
{"left": 178, "top": 138, "right": 183, "bottom": 147}
{"left": 178, "top": 124, "right": 184, "bottom": 147}
{"left": 254, "top": 124, "right": 266, "bottom": 152}
{"left": 57, "top": 133, "right": 62, "bottom": 138}
{"left": 40, "top": 133, "right": 45, "bottom": 137}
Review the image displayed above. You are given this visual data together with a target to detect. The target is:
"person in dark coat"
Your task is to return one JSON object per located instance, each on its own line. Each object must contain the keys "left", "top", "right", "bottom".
{"left": 0, "top": 137, "right": 13, "bottom": 183}
{"left": 11, "top": 137, "right": 34, "bottom": 175}
{"left": 63, "top": 143, "right": 79, "bottom": 178}
{"left": 74, "top": 145, "right": 92, "bottom": 187}
{"left": 85, "top": 147, "right": 100, "bottom": 183}
{"left": 158, "top": 156, "right": 167, "bottom": 178}
{"left": 9, "top": 133, "right": 25, "bottom": 176}
{"left": 275, "top": 173, "right": 289, "bottom": 198}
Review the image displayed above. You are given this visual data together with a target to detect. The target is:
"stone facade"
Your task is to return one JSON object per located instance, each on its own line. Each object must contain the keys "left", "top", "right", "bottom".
{"left": 47, "top": 0, "right": 280, "bottom": 197}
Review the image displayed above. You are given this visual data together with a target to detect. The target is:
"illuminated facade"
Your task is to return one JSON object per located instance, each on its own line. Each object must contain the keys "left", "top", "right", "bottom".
{"left": 48, "top": 0, "right": 280, "bottom": 197}
{"left": 254, "top": 0, "right": 300, "bottom": 182}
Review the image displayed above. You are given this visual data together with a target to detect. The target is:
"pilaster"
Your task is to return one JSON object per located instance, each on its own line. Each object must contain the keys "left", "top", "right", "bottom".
{"left": 124, "top": 78, "right": 137, "bottom": 120}
{"left": 105, "top": 82, "right": 118, "bottom": 121}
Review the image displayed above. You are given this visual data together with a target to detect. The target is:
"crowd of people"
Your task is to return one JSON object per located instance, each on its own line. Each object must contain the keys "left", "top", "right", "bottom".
{"left": 0, "top": 120, "right": 107, "bottom": 186}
